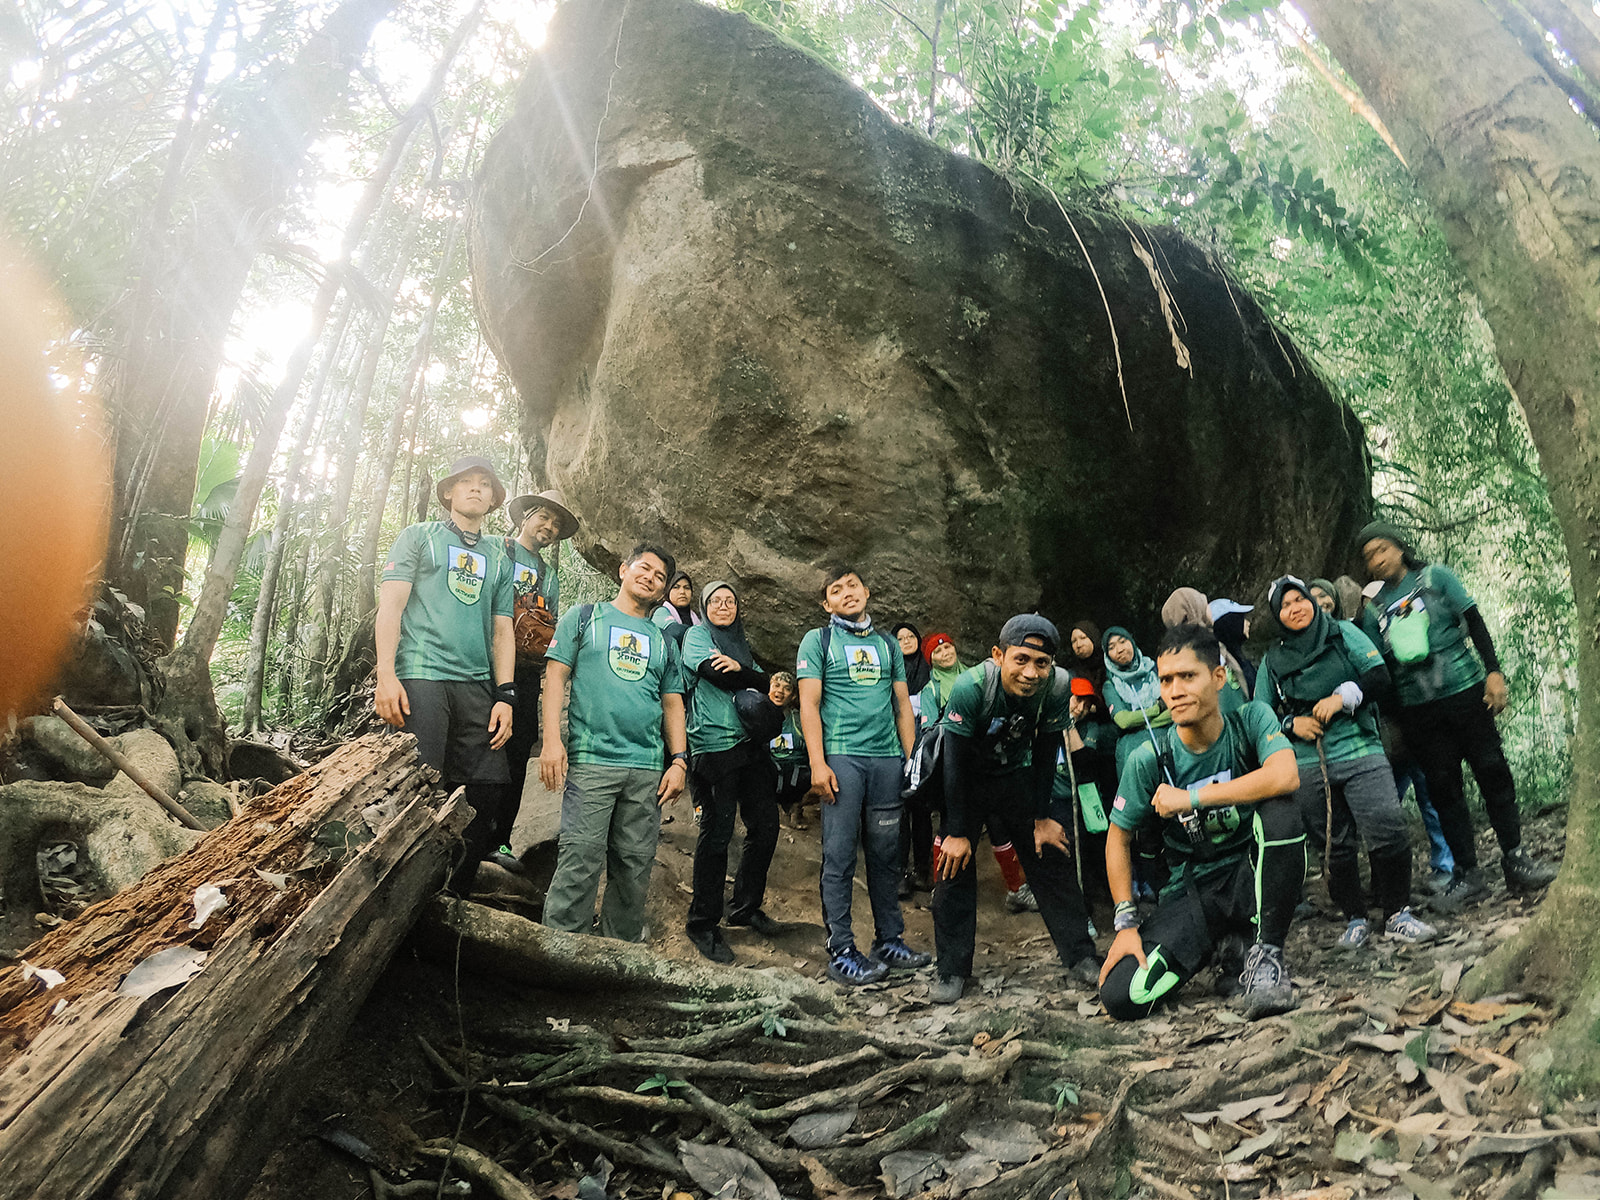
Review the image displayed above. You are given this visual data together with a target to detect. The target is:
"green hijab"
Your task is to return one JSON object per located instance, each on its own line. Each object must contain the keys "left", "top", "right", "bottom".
{"left": 1264, "top": 575, "right": 1348, "bottom": 703}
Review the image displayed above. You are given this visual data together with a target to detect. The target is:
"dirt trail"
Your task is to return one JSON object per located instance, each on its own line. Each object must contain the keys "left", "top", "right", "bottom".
{"left": 248, "top": 803, "right": 1587, "bottom": 1200}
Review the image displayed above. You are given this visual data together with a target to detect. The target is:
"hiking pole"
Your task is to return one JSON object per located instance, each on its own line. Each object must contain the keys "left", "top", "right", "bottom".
{"left": 1316, "top": 735, "right": 1334, "bottom": 883}
{"left": 1063, "top": 728, "right": 1084, "bottom": 894}
{"left": 1139, "top": 705, "right": 1203, "bottom": 845}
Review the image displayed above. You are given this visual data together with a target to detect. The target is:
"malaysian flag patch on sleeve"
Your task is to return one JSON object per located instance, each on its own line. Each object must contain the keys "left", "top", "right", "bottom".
{"left": 1113, "top": 795, "right": 1127, "bottom": 811}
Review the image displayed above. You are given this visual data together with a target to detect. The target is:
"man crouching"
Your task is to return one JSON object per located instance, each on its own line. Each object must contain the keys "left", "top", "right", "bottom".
{"left": 1099, "top": 623, "right": 1306, "bottom": 1021}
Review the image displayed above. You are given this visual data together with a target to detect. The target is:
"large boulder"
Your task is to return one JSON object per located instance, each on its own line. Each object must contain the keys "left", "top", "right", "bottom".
{"left": 470, "top": 0, "right": 1370, "bottom": 654}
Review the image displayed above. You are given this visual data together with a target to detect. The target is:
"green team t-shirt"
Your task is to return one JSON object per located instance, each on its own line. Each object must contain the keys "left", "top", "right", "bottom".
{"left": 940, "top": 663, "right": 1073, "bottom": 775}
{"left": 546, "top": 602, "right": 684, "bottom": 769}
{"left": 382, "top": 522, "right": 514, "bottom": 681}
{"left": 1258, "top": 622, "right": 1386, "bottom": 768}
{"left": 1111, "top": 700, "right": 1291, "bottom": 898}
{"left": 1358, "top": 565, "right": 1485, "bottom": 707}
{"left": 795, "top": 625, "right": 907, "bottom": 758}
{"left": 681, "top": 623, "right": 746, "bottom": 756}
{"left": 505, "top": 538, "right": 560, "bottom": 609}
{"left": 769, "top": 709, "right": 806, "bottom": 766}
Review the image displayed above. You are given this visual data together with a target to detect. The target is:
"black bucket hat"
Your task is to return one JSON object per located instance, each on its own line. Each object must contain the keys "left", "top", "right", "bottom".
{"left": 436, "top": 456, "right": 507, "bottom": 510}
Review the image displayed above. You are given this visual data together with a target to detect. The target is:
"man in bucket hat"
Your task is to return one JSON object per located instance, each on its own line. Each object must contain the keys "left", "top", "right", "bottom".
{"left": 377, "top": 455, "right": 517, "bottom": 889}
{"left": 494, "top": 488, "right": 581, "bottom": 871}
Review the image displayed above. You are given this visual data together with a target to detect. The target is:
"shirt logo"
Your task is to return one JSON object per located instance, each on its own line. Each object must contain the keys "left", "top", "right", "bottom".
{"left": 446, "top": 545, "right": 487, "bottom": 605}
{"left": 514, "top": 564, "right": 538, "bottom": 596}
{"left": 608, "top": 626, "right": 651, "bottom": 681}
{"left": 847, "top": 644, "right": 882, "bottom": 685}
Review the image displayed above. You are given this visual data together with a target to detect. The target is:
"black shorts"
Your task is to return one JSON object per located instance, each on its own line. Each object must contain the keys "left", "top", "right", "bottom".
{"left": 399, "top": 678, "right": 509, "bottom": 786}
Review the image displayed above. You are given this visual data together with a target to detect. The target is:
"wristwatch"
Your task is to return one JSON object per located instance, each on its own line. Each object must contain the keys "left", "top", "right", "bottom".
{"left": 670, "top": 751, "right": 689, "bottom": 767}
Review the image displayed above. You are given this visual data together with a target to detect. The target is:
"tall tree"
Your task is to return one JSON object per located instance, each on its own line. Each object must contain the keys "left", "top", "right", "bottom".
{"left": 109, "top": 0, "right": 398, "bottom": 651}
{"left": 1295, "top": 0, "right": 1600, "bottom": 1091}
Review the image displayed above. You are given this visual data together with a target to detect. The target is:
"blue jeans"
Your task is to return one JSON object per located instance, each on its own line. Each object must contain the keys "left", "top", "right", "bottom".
{"left": 820, "top": 754, "right": 905, "bottom": 955}
{"left": 1393, "top": 756, "right": 1453, "bottom": 874}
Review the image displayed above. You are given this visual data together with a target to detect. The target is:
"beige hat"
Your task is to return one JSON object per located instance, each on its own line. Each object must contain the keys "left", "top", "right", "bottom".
{"left": 507, "top": 488, "right": 579, "bottom": 540}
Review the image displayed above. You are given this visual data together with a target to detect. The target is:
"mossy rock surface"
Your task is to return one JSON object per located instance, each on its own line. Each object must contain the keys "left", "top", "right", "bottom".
{"left": 470, "top": 0, "right": 1370, "bottom": 654}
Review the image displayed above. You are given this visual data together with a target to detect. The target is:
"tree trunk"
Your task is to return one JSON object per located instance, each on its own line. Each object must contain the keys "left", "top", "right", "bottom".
{"left": 302, "top": 189, "right": 431, "bottom": 706}
{"left": 0, "top": 736, "right": 468, "bottom": 1200}
{"left": 240, "top": 297, "right": 352, "bottom": 732}
{"left": 1296, "top": 0, "right": 1600, "bottom": 1093}
{"left": 109, "top": 0, "right": 398, "bottom": 650}
{"left": 275, "top": 533, "right": 315, "bottom": 722}
{"left": 354, "top": 215, "right": 464, "bottom": 621}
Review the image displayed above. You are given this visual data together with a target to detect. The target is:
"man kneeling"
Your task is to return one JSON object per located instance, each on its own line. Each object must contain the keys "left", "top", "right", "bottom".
{"left": 930, "top": 615, "right": 1099, "bottom": 1004}
{"left": 1099, "top": 623, "right": 1306, "bottom": 1021}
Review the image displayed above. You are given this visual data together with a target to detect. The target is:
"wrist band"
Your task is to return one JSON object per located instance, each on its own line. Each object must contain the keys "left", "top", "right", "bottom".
{"left": 1113, "top": 907, "right": 1141, "bottom": 932}
{"left": 1188, "top": 784, "right": 1202, "bottom": 811}
{"left": 1114, "top": 900, "right": 1138, "bottom": 918}
{"left": 495, "top": 681, "right": 516, "bottom": 703}
{"left": 671, "top": 751, "right": 689, "bottom": 764}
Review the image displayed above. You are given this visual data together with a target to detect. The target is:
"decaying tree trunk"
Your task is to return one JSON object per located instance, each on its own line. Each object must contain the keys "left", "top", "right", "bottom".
{"left": 1295, "top": 0, "right": 1600, "bottom": 1091}
{"left": 0, "top": 734, "right": 468, "bottom": 1200}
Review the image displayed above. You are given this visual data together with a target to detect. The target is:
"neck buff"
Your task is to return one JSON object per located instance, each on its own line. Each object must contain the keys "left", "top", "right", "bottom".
{"left": 1102, "top": 625, "right": 1160, "bottom": 709}
{"left": 830, "top": 611, "right": 874, "bottom": 636}
{"left": 700, "top": 580, "right": 755, "bottom": 670}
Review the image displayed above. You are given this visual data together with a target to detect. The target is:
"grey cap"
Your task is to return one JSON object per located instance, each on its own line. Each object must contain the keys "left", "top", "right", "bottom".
{"left": 998, "top": 614, "right": 1059, "bottom": 656}
{"left": 436, "top": 455, "right": 506, "bottom": 510}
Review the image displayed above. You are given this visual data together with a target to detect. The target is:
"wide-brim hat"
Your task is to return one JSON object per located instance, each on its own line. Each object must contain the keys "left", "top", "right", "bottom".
{"left": 436, "top": 455, "right": 507, "bottom": 510}
{"left": 507, "top": 488, "right": 579, "bottom": 540}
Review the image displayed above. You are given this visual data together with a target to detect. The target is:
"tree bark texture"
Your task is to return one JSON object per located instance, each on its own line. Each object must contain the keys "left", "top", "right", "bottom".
{"left": 1296, "top": 0, "right": 1600, "bottom": 1090}
{"left": 109, "top": 0, "right": 397, "bottom": 650}
{"left": 0, "top": 735, "right": 467, "bottom": 1200}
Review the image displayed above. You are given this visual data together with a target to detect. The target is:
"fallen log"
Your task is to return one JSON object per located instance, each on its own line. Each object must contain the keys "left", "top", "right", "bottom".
{"left": 0, "top": 733, "right": 468, "bottom": 1200}
{"left": 416, "top": 895, "right": 840, "bottom": 1015}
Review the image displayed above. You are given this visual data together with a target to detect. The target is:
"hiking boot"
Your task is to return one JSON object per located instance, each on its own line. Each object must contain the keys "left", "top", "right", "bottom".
{"left": 1383, "top": 907, "right": 1436, "bottom": 945}
{"left": 871, "top": 937, "right": 932, "bottom": 971}
{"left": 1212, "top": 934, "right": 1247, "bottom": 997}
{"left": 1336, "top": 918, "right": 1371, "bottom": 950}
{"left": 1417, "top": 867, "right": 1454, "bottom": 896}
{"left": 728, "top": 910, "right": 791, "bottom": 938}
{"left": 1005, "top": 884, "right": 1040, "bottom": 913}
{"left": 1237, "top": 943, "right": 1296, "bottom": 1019}
{"left": 930, "top": 974, "right": 965, "bottom": 1004}
{"left": 828, "top": 946, "right": 890, "bottom": 987}
{"left": 1503, "top": 847, "right": 1558, "bottom": 894}
{"left": 687, "top": 927, "right": 735, "bottom": 965}
{"left": 488, "top": 845, "right": 525, "bottom": 875}
{"left": 1067, "top": 956, "right": 1101, "bottom": 988}
{"left": 1430, "top": 867, "right": 1489, "bottom": 913}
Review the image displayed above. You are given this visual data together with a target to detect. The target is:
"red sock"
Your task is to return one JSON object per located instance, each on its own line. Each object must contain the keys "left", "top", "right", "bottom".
{"left": 993, "top": 842, "right": 1026, "bottom": 892}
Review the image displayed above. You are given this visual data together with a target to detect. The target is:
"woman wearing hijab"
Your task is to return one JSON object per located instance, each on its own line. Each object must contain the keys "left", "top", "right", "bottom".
{"left": 653, "top": 571, "right": 703, "bottom": 647}
{"left": 1209, "top": 599, "right": 1258, "bottom": 694}
{"left": 1258, "top": 576, "right": 1434, "bottom": 948}
{"left": 900, "top": 632, "right": 967, "bottom": 897}
{"left": 1307, "top": 578, "right": 1340, "bottom": 617}
{"left": 893, "top": 622, "right": 932, "bottom": 699}
{"left": 681, "top": 581, "right": 786, "bottom": 962}
{"left": 917, "top": 632, "right": 968, "bottom": 727}
{"left": 1101, "top": 626, "right": 1171, "bottom": 774}
{"left": 1160, "top": 587, "right": 1250, "bottom": 713}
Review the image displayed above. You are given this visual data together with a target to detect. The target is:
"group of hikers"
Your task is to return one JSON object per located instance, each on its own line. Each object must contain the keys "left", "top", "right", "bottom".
{"left": 375, "top": 455, "right": 1558, "bottom": 1022}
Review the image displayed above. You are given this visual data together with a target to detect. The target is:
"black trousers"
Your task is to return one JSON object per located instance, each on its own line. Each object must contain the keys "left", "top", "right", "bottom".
{"left": 498, "top": 662, "right": 545, "bottom": 848}
{"left": 901, "top": 793, "right": 935, "bottom": 879}
{"left": 1100, "top": 795, "right": 1305, "bottom": 1021}
{"left": 1397, "top": 687, "right": 1520, "bottom": 869}
{"left": 687, "top": 747, "right": 780, "bottom": 934}
{"left": 932, "top": 778, "right": 1094, "bottom": 978}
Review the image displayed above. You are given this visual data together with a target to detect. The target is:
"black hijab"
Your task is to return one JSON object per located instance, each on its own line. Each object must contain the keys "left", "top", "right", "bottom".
{"left": 1212, "top": 608, "right": 1257, "bottom": 693}
{"left": 662, "top": 571, "right": 698, "bottom": 626}
{"left": 701, "top": 580, "right": 755, "bottom": 669}
{"left": 892, "top": 621, "right": 931, "bottom": 694}
{"left": 1068, "top": 619, "right": 1106, "bottom": 690}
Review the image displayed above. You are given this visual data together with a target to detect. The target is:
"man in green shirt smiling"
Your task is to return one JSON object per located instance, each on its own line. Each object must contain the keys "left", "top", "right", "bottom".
{"left": 377, "top": 455, "right": 517, "bottom": 889}
{"left": 539, "top": 543, "right": 689, "bottom": 942}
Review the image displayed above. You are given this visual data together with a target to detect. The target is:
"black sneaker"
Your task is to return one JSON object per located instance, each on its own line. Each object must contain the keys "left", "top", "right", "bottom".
{"left": 930, "top": 974, "right": 965, "bottom": 1004}
{"left": 871, "top": 937, "right": 932, "bottom": 971}
{"left": 1430, "top": 866, "right": 1490, "bottom": 913}
{"left": 1066, "top": 956, "right": 1101, "bottom": 988}
{"left": 828, "top": 946, "right": 890, "bottom": 987}
{"left": 1237, "top": 943, "right": 1296, "bottom": 1019}
{"left": 1503, "top": 847, "right": 1558, "bottom": 894}
{"left": 488, "top": 846, "right": 526, "bottom": 875}
{"left": 687, "top": 927, "right": 735, "bottom": 964}
{"left": 1212, "top": 933, "right": 1248, "bottom": 997}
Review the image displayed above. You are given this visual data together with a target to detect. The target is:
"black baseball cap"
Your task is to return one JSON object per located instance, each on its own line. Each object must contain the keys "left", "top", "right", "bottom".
{"left": 998, "top": 614, "right": 1059, "bottom": 656}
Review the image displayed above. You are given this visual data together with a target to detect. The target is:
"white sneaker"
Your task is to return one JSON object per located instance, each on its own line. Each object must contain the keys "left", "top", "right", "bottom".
{"left": 1384, "top": 907, "right": 1436, "bottom": 945}
{"left": 1336, "top": 918, "right": 1371, "bottom": 949}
